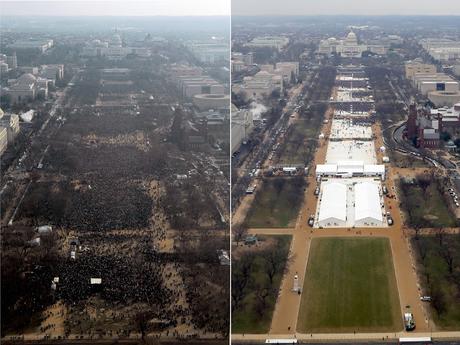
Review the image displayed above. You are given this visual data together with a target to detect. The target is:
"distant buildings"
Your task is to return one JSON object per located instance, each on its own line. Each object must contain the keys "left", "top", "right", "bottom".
{"left": 7, "top": 39, "right": 54, "bottom": 53}
{"left": 405, "top": 60, "right": 460, "bottom": 107}
{"left": 0, "top": 126, "right": 7, "bottom": 155}
{"left": 40, "top": 64, "right": 64, "bottom": 84}
{"left": 0, "top": 52, "right": 17, "bottom": 71}
{"left": 231, "top": 104, "right": 253, "bottom": 153}
{"left": 169, "top": 64, "right": 226, "bottom": 100}
{"left": 231, "top": 61, "right": 298, "bottom": 100}
{"left": 101, "top": 68, "right": 131, "bottom": 80}
{"left": 193, "top": 94, "right": 229, "bottom": 111}
{"left": 245, "top": 36, "right": 289, "bottom": 51}
{"left": 420, "top": 38, "right": 460, "bottom": 61}
{"left": 318, "top": 31, "right": 368, "bottom": 58}
{"left": 187, "top": 41, "right": 229, "bottom": 64}
{"left": 258, "top": 62, "right": 299, "bottom": 84}
{"left": 80, "top": 33, "right": 151, "bottom": 60}
{"left": 405, "top": 60, "right": 437, "bottom": 79}
{"left": 232, "top": 70, "right": 283, "bottom": 100}
{"left": 180, "top": 76, "right": 225, "bottom": 98}
{"left": 405, "top": 103, "right": 460, "bottom": 149}
{"left": 231, "top": 52, "right": 254, "bottom": 73}
{"left": 0, "top": 108, "right": 20, "bottom": 154}
{"left": 318, "top": 31, "right": 392, "bottom": 58}
{"left": 2, "top": 73, "right": 48, "bottom": 104}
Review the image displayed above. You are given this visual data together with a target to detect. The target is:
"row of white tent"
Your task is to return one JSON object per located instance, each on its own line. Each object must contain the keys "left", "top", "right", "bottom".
{"left": 317, "top": 181, "right": 384, "bottom": 228}
{"left": 316, "top": 161, "right": 385, "bottom": 180}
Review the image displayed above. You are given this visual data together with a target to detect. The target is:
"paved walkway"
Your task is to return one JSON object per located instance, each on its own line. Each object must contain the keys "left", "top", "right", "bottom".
{"left": 232, "top": 331, "right": 460, "bottom": 342}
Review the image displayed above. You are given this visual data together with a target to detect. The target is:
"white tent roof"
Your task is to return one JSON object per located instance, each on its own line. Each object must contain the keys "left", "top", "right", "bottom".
{"left": 337, "top": 160, "right": 364, "bottom": 174}
{"left": 363, "top": 165, "right": 385, "bottom": 174}
{"left": 318, "top": 182, "right": 347, "bottom": 222}
{"left": 355, "top": 182, "right": 383, "bottom": 222}
{"left": 316, "top": 164, "right": 337, "bottom": 174}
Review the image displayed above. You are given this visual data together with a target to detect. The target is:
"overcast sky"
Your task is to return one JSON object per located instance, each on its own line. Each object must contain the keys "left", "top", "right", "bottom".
{"left": 232, "top": 0, "right": 460, "bottom": 16}
{"left": 0, "top": 0, "right": 230, "bottom": 16}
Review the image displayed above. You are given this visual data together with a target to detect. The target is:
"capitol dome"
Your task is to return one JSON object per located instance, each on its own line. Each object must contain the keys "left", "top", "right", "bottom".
{"left": 347, "top": 31, "right": 357, "bottom": 40}
{"left": 345, "top": 31, "right": 358, "bottom": 45}
{"left": 110, "top": 33, "right": 122, "bottom": 47}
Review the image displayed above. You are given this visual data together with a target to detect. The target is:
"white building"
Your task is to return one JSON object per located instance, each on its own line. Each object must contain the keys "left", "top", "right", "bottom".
{"left": 232, "top": 70, "right": 283, "bottom": 100}
{"left": 2, "top": 73, "right": 48, "bottom": 104}
{"left": 318, "top": 31, "right": 368, "bottom": 58}
{"left": 188, "top": 42, "right": 229, "bottom": 64}
{"left": 0, "top": 126, "right": 7, "bottom": 155}
{"left": 193, "top": 94, "right": 230, "bottom": 111}
{"left": 40, "top": 64, "right": 64, "bottom": 83}
{"left": 231, "top": 104, "right": 254, "bottom": 153}
{"left": 405, "top": 60, "right": 437, "bottom": 79}
{"left": 0, "top": 114, "right": 20, "bottom": 144}
{"left": 245, "top": 36, "right": 289, "bottom": 51}
{"left": 8, "top": 39, "right": 53, "bottom": 53}
{"left": 411, "top": 73, "right": 459, "bottom": 95}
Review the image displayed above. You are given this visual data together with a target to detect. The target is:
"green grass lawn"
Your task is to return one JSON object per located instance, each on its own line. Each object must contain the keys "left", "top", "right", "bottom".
{"left": 297, "top": 237, "right": 402, "bottom": 333}
{"left": 232, "top": 235, "right": 291, "bottom": 333}
{"left": 412, "top": 235, "right": 460, "bottom": 329}
{"left": 399, "top": 180, "right": 458, "bottom": 228}
{"left": 246, "top": 177, "right": 306, "bottom": 228}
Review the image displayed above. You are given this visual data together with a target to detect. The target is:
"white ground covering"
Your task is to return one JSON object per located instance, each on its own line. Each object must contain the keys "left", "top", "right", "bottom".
{"left": 336, "top": 90, "right": 374, "bottom": 103}
{"left": 333, "top": 109, "right": 372, "bottom": 117}
{"left": 330, "top": 119, "right": 373, "bottom": 140}
{"left": 326, "top": 140, "right": 377, "bottom": 164}
{"left": 336, "top": 76, "right": 369, "bottom": 81}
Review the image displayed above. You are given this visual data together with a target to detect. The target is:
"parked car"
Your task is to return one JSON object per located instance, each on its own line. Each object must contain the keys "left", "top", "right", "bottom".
{"left": 420, "top": 296, "right": 432, "bottom": 302}
{"left": 387, "top": 215, "right": 394, "bottom": 226}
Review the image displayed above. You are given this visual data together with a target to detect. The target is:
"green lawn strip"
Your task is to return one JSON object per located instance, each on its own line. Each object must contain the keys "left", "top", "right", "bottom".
{"left": 297, "top": 237, "right": 401, "bottom": 333}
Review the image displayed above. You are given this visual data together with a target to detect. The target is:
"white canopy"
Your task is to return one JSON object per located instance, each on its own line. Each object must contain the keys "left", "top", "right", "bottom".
{"left": 318, "top": 182, "right": 347, "bottom": 225}
{"left": 355, "top": 182, "right": 383, "bottom": 223}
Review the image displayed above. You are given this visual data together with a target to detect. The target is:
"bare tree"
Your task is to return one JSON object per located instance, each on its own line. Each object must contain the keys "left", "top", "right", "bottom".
{"left": 134, "top": 310, "right": 153, "bottom": 341}
{"left": 417, "top": 173, "right": 432, "bottom": 196}
{"left": 253, "top": 281, "right": 272, "bottom": 317}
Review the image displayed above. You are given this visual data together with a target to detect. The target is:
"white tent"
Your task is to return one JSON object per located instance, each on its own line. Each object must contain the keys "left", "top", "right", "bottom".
{"left": 354, "top": 182, "right": 383, "bottom": 226}
{"left": 337, "top": 160, "right": 365, "bottom": 174}
{"left": 363, "top": 164, "right": 385, "bottom": 179}
{"left": 317, "top": 182, "right": 347, "bottom": 227}
{"left": 316, "top": 164, "right": 337, "bottom": 176}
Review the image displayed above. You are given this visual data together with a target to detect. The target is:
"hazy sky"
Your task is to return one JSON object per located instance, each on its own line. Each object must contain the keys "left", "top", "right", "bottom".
{"left": 232, "top": 0, "right": 460, "bottom": 16}
{"left": 0, "top": 0, "right": 230, "bottom": 16}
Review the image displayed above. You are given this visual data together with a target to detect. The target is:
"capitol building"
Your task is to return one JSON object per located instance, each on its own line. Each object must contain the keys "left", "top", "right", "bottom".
{"left": 318, "top": 31, "right": 368, "bottom": 58}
